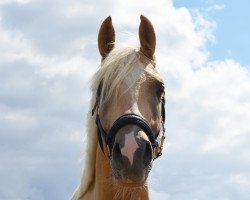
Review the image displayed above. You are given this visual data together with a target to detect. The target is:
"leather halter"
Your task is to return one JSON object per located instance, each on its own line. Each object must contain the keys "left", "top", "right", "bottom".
{"left": 92, "top": 83, "right": 166, "bottom": 160}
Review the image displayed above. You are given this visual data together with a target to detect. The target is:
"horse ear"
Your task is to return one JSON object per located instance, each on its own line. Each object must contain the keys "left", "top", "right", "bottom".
{"left": 139, "top": 15, "right": 156, "bottom": 60}
{"left": 98, "top": 16, "right": 115, "bottom": 59}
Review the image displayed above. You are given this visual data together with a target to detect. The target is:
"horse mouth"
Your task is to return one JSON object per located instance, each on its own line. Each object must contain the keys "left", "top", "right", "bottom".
{"left": 115, "top": 179, "right": 146, "bottom": 188}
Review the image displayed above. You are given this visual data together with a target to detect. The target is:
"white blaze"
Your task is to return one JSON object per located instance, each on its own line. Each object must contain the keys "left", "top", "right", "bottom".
{"left": 120, "top": 132, "right": 139, "bottom": 165}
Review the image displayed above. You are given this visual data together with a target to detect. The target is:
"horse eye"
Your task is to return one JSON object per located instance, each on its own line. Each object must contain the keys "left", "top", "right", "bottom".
{"left": 156, "top": 83, "right": 165, "bottom": 97}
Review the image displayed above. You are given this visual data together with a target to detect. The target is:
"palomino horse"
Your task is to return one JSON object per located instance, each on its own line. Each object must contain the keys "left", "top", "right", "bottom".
{"left": 71, "top": 15, "right": 166, "bottom": 200}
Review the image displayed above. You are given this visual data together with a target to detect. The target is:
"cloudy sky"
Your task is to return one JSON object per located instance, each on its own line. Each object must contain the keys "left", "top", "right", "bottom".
{"left": 0, "top": 0, "right": 250, "bottom": 199}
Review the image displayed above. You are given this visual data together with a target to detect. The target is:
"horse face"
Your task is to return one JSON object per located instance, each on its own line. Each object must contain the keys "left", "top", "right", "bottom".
{"left": 99, "top": 61, "right": 164, "bottom": 187}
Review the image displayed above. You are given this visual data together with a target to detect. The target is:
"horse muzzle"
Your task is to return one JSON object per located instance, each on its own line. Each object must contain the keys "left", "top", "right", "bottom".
{"left": 111, "top": 126, "right": 153, "bottom": 187}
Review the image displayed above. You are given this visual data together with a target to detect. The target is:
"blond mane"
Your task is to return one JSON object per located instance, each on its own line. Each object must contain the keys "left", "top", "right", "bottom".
{"left": 71, "top": 46, "right": 157, "bottom": 199}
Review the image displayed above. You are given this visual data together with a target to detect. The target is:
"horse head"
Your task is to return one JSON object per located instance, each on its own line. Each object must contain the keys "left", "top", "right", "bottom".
{"left": 95, "top": 15, "right": 166, "bottom": 188}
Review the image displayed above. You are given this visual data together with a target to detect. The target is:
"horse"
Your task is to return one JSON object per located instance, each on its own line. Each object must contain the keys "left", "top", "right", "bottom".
{"left": 71, "top": 15, "right": 166, "bottom": 200}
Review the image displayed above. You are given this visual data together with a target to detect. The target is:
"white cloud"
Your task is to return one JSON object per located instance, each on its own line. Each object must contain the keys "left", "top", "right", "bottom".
{"left": 0, "top": 0, "right": 31, "bottom": 5}
{"left": 205, "top": 4, "right": 226, "bottom": 12}
{"left": 150, "top": 189, "right": 171, "bottom": 199}
{"left": 166, "top": 58, "right": 250, "bottom": 153}
{"left": 0, "top": 0, "right": 250, "bottom": 199}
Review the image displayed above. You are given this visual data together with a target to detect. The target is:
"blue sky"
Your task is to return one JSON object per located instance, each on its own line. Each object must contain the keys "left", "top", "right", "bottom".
{"left": 174, "top": 0, "right": 250, "bottom": 66}
{"left": 0, "top": 0, "right": 250, "bottom": 200}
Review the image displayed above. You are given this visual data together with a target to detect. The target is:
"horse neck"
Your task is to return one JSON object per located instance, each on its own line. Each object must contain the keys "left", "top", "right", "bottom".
{"left": 80, "top": 145, "right": 150, "bottom": 200}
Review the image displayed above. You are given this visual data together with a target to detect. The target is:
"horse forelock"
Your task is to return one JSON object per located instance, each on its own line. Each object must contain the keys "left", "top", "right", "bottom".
{"left": 92, "top": 47, "right": 137, "bottom": 105}
{"left": 91, "top": 46, "right": 158, "bottom": 107}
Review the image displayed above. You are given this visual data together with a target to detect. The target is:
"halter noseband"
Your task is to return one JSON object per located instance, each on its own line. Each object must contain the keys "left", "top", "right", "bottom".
{"left": 92, "top": 83, "right": 166, "bottom": 160}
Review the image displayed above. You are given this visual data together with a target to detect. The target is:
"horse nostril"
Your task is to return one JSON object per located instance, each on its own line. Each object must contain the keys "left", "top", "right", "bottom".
{"left": 113, "top": 143, "right": 123, "bottom": 161}
{"left": 143, "top": 141, "right": 153, "bottom": 166}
